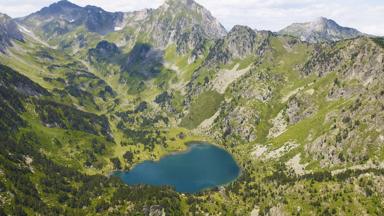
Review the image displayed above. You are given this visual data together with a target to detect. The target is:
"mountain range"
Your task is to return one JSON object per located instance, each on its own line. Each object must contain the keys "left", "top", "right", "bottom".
{"left": 0, "top": 0, "right": 384, "bottom": 215}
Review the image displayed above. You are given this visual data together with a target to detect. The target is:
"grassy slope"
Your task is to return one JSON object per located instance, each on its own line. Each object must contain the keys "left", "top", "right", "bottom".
{"left": 181, "top": 90, "right": 224, "bottom": 129}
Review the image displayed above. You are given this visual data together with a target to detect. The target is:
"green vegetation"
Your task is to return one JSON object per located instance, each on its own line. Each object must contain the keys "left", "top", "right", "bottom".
{"left": 181, "top": 90, "right": 224, "bottom": 129}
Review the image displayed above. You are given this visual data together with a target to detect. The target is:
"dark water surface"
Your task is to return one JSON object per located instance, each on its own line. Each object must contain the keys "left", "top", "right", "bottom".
{"left": 114, "top": 142, "right": 240, "bottom": 193}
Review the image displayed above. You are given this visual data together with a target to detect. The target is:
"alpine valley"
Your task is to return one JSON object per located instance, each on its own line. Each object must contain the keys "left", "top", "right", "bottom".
{"left": 1, "top": 0, "right": 384, "bottom": 215}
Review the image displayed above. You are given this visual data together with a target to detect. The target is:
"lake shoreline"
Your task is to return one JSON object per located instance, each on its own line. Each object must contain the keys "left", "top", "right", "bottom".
{"left": 111, "top": 142, "right": 241, "bottom": 193}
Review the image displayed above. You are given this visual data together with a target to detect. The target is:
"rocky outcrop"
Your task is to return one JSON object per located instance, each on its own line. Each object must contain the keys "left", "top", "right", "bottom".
{"left": 176, "top": 25, "right": 207, "bottom": 62}
{"left": 216, "top": 103, "right": 260, "bottom": 143}
{"left": 206, "top": 26, "right": 270, "bottom": 65}
{"left": 229, "top": 68, "right": 275, "bottom": 102}
{"left": 143, "top": 205, "right": 164, "bottom": 216}
{"left": 279, "top": 17, "right": 364, "bottom": 43}
{"left": 302, "top": 37, "right": 384, "bottom": 82}
{"left": 225, "top": 25, "right": 258, "bottom": 58}
{"left": 88, "top": 40, "right": 121, "bottom": 62}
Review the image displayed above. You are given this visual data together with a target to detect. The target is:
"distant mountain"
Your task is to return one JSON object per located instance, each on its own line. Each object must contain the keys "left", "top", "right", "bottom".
{"left": 279, "top": 17, "right": 364, "bottom": 43}
{"left": 19, "top": 0, "right": 125, "bottom": 37}
{"left": 0, "top": 13, "right": 23, "bottom": 52}
{"left": 18, "top": 0, "right": 227, "bottom": 52}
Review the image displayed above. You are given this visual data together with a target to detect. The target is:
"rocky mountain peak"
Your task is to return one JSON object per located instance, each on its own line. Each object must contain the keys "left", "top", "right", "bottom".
{"left": 156, "top": 0, "right": 226, "bottom": 38}
{"left": 314, "top": 16, "right": 328, "bottom": 24}
{"left": 0, "top": 13, "right": 9, "bottom": 20}
{"left": 222, "top": 25, "right": 259, "bottom": 59}
{"left": 21, "top": 0, "right": 124, "bottom": 36}
{"left": 228, "top": 25, "right": 256, "bottom": 37}
{"left": 165, "top": 0, "right": 196, "bottom": 6}
{"left": 133, "top": 0, "right": 226, "bottom": 49}
{"left": 311, "top": 17, "right": 341, "bottom": 31}
{"left": 279, "top": 17, "right": 363, "bottom": 43}
{"left": 37, "top": 0, "right": 81, "bottom": 16}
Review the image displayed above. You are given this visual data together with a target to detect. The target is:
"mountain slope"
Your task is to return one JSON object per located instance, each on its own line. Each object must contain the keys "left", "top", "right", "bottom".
{"left": 0, "top": 13, "right": 23, "bottom": 52}
{"left": 279, "top": 17, "right": 364, "bottom": 43}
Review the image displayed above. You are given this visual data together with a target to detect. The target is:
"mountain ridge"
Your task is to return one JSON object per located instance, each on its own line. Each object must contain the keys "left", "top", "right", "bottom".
{"left": 8, "top": 1, "right": 371, "bottom": 46}
{"left": 279, "top": 16, "right": 364, "bottom": 43}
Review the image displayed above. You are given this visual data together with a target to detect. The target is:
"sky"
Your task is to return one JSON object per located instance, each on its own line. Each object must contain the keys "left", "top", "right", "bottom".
{"left": 0, "top": 0, "right": 383, "bottom": 35}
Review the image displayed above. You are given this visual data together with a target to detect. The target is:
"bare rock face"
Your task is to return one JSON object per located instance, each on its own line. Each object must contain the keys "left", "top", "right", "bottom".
{"left": 225, "top": 25, "right": 258, "bottom": 58}
{"left": 279, "top": 17, "right": 363, "bottom": 43}
{"left": 143, "top": 205, "right": 164, "bottom": 216}
{"left": 0, "top": 13, "right": 24, "bottom": 52}
{"left": 217, "top": 104, "right": 260, "bottom": 143}
{"left": 136, "top": 0, "right": 227, "bottom": 49}
{"left": 302, "top": 37, "right": 384, "bottom": 82}
{"left": 176, "top": 25, "right": 207, "bottom": 62}
{"left": 164, "top": 0, "right": 227, "bottom": 39}
{"left": 286, "top": 96, "right": 317, "bottom": 125}
{"left": 206, "top": 26, "right": 270, "bottom": 65}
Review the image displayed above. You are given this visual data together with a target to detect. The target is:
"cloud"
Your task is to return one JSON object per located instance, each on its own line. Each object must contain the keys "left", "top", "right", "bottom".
{"left": 0, "top": 0, "right": 383, "bottom": 35}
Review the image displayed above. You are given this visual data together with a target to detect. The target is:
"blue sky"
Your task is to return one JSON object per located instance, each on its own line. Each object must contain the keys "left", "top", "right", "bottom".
{"left": 1, "top": 0, "right": 383, "bottom": 35}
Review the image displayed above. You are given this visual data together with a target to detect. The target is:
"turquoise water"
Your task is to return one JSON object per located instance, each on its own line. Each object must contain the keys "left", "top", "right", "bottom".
{"left": 114, "top": 142, "right": 240, "bottom": 193}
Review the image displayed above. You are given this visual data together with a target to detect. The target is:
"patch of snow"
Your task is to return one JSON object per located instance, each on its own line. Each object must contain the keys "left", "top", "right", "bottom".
{"left": 114, "top": 26, "right": 123, "bottom": 31}
{"left": 18, "top": 25, "right": 31, "bottom": 33}
{"left": 17, "top": 24, "right": 52, "bottom": 47}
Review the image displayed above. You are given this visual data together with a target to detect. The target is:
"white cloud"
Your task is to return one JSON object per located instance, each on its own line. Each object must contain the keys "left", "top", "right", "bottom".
{"left": 0, "top": 0, "right": 383, "bottom": 35}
